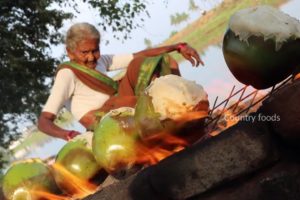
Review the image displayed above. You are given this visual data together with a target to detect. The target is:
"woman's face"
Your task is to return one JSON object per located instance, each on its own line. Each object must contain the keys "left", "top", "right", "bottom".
{"left": 67, "top": 38, "right": 100, "bottom": 69}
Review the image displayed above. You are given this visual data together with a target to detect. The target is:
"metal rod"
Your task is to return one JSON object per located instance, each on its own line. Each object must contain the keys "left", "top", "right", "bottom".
{"left": 209, "top": 96, "right": 219, "bottom": 116}
{"left": 212, "top": 85, "right": 244, "bottom": 109}
{"left": 232, "top": 86, "right": 248, "bottom": 114}
{"left": 245, "top": 90, "right": 258, "bottom": 114}
{"left": 204, "top": 75, "right": 293, "bottom": 133}
{"left": 211, "top": 85, "right": 236, "bottom": 130}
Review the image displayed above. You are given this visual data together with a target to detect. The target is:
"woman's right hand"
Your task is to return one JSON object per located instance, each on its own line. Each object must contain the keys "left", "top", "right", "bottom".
{"left": 38, "top": 112, "right": 81, "bottom": 141}
{"left": 64, "top": 130, "right": 81, "bottom": 141}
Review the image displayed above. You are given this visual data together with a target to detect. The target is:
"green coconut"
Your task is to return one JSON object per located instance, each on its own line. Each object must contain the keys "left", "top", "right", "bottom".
{"left": 53, "top": 136, "right": 102, "bottom": 194}
{"left": 2, "top": 159, "right": 60, "bottom": 200}
{"left": 55, "top": 137, "right": 101, "bottom": 180}
{"left": 134, "top": 93, "right": 163, "bottom": 138}
{"left": 223, "top": 6, "right": 300, "bottom": 89}
{"left": 92, "top": 107, "right": 138, "bottom": 175}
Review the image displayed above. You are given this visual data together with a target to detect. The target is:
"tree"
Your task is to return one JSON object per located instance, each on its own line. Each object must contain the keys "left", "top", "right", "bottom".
{"left": 169, "top": 30, "right": 178, "bottom": 37}
{"left": 170, "top": 12, "right": 190, "bottom": 26}
{"left": 189, "top": 0, "right": 199, "bottom": 11}
{"left": 144, "top": 38, "right": 153, "bottom": 48}
{"left": 0, "top": 0, "right": 148, "bottom": 171}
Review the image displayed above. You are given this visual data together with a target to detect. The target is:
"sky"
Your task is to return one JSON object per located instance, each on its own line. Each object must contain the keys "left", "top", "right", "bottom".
{"left": 52, "top": 0, "right": 223, "bottom": 55}
{"left": 22, "top": 0, "right": 300, "bottom": 159}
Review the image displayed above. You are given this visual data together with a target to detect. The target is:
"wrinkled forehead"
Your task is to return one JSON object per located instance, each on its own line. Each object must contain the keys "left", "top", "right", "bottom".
{"left": 66, "top": 27, "right": 101, "bottom": 50}
{"left": 75, "top": 38, "right": 100, "bottom": 51}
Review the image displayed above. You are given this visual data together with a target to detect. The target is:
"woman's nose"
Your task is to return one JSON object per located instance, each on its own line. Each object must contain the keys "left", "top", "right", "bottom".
{"left": 87, "top": 52, "right": 95, "bottom": 61}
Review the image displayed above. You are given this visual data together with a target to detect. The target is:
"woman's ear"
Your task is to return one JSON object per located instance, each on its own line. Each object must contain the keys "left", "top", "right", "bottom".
{"left": 66, "top": 48, "right": 75, "bottom": 60}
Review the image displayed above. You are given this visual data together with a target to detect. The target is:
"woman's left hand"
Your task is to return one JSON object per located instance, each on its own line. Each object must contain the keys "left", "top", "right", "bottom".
{"left": 177, "top": 43, "right": 204, "bottom": 67}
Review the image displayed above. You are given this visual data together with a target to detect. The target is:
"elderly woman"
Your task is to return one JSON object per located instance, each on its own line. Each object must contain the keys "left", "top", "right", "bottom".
{"left": 38, "top": 22, "right": 203, "bottom": 140}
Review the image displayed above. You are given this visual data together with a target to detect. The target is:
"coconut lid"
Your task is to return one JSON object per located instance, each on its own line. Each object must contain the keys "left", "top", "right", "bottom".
{"left": 147, "top": 74, "right": 208, "bottom": 120}
{"left": 229, "top": 5, "right": 300, "bottom": 50}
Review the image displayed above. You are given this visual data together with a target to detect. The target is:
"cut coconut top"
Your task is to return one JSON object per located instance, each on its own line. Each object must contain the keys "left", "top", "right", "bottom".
{"left": 229, "top": 5, "right": 300, "bottom": 50}
{"left": 146, "top": 74, "right": 208, "bottom": 120}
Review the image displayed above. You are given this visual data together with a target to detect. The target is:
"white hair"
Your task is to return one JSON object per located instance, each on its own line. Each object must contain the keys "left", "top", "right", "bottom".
{"left": 65, "top": 22, "right": 100, "bottom": 50}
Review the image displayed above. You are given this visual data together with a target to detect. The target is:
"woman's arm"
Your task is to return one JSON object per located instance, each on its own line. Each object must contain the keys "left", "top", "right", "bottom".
{"left": 38, "top": 112, "right": 80, "bottom": 140}
{"left": 38, "top": 69, "right": 80, "bottom": 140}
{"left": 105, "top": 43, "right": 203, "bottom": 71}
{"left": 133, "top": 43, "right": 204, "bottom": 67}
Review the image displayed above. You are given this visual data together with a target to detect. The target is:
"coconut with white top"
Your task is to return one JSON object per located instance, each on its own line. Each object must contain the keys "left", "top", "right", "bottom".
{"left": 147, "top": 74, "right": 208, "bottom": 120}
{"left": 223, "top": 5, "right": 300, "bottom": 89}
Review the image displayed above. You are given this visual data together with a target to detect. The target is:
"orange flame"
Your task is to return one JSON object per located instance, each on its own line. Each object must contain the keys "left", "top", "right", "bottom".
{"left": 33, "top": 111, "right": 208, "bottom": 198}
{"left": 135, "top": 132, "right": 188, "bottom": 165}
{"left": 209, "top": 102, "right": 247, "bottom": 136}
{"left": 132, "top": 111, "right": 208, "bottom": 166}
{"left": 209, "top": 109, "right": 241, "bottom": 136}
{"left": 173, "top": 111, "right": 208, "bottom": 123}
{"left": 30, "top": 190, "right": 71, "bottom": 200}
{"left": 51, "top": 163, "right": 99, "bottom": 199}
{"left": 295, "top": 72, "right": 300, "bottom": 80}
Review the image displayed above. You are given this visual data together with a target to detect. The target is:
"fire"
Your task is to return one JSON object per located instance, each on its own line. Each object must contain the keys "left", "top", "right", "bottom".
{"left": 135, "top": 131, "right": 188, "bottom": 166}
{"left": 133, "top": 111, "right": 208, "bottom": 166}
{"left": 51, "top": 163, "right": 99, "bottom": 199}
{"left": 295, "top": 72, "right": 300, "bottom": 80}
{"left": 209, "top": 109, "right": 239, "bottom": 136}
{"left": 27, "top": 111, "right": 208, "bottom": 199}
{"left": 173, "top": 111, "right": 208, "bottom": 124}
{"left": 224, "top": 110, "right": 240, "bottom": 127}
{"left": 208, "top": 94, "right": 265, "bottom": 137}
{"left": 30, "top": 190, "right": 71, "bottom": 200}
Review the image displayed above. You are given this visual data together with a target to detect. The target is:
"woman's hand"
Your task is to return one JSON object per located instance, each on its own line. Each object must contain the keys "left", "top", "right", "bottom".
{"left": 133, "top": 43, "right": 204, "bottom": 67}
{"left": 38, "top": 112, "right": 81, "bottom": 141}
{"left": 64, "top": 130, "right": 81, "bottom": 141}
{"left": 177, "top": 43, "right": 204, "bottom": 67}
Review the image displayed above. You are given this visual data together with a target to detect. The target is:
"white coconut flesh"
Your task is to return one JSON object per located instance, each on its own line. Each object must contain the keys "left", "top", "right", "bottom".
{"left": 146, "top": 74, "right": 208, "bottom": 120}
{"left": 229, "top": 5, "right": 300, "bottom": 50}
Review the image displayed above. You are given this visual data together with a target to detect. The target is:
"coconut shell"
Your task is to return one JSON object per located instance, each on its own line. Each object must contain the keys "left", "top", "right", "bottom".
{"left": 223, "top": 29, "right": 300, "bottom": 89}
{"left": 92, "top": 107, "right": 138, "bottom": 175}
{"left": 2, "top": 159, "right": 60, "bottom": 200}
{"left": 53, "top": 139, "right": 103, "bottom": 194}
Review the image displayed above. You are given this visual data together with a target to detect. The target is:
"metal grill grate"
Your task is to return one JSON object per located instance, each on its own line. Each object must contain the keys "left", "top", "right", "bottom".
{"left": 204, "top": 75, "right": 294, "bottom": 134}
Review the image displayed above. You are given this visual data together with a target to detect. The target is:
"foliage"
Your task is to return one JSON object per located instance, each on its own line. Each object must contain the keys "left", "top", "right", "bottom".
{"left": 0, "top": 1, "right": 70, "bottom": 172}
{"left": 170, "top": 12, "right": 190, "bottom": 26}
{"left": 85, "top": 0, "right": 148, "bottom": 40}
{"left": 189, "top": 0, "right": 199, "bottom": 11}
{"left": 0, "top": 0, "right": 148, "bottom": 170}
{"left": 169, "top": 31, "right": 178, "bottom": 38}
{"left": 144, "top": 38, "right": 153, "bottom": 48}
{"left": 0, "top": 147, "right": 10, "bottom": 180}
